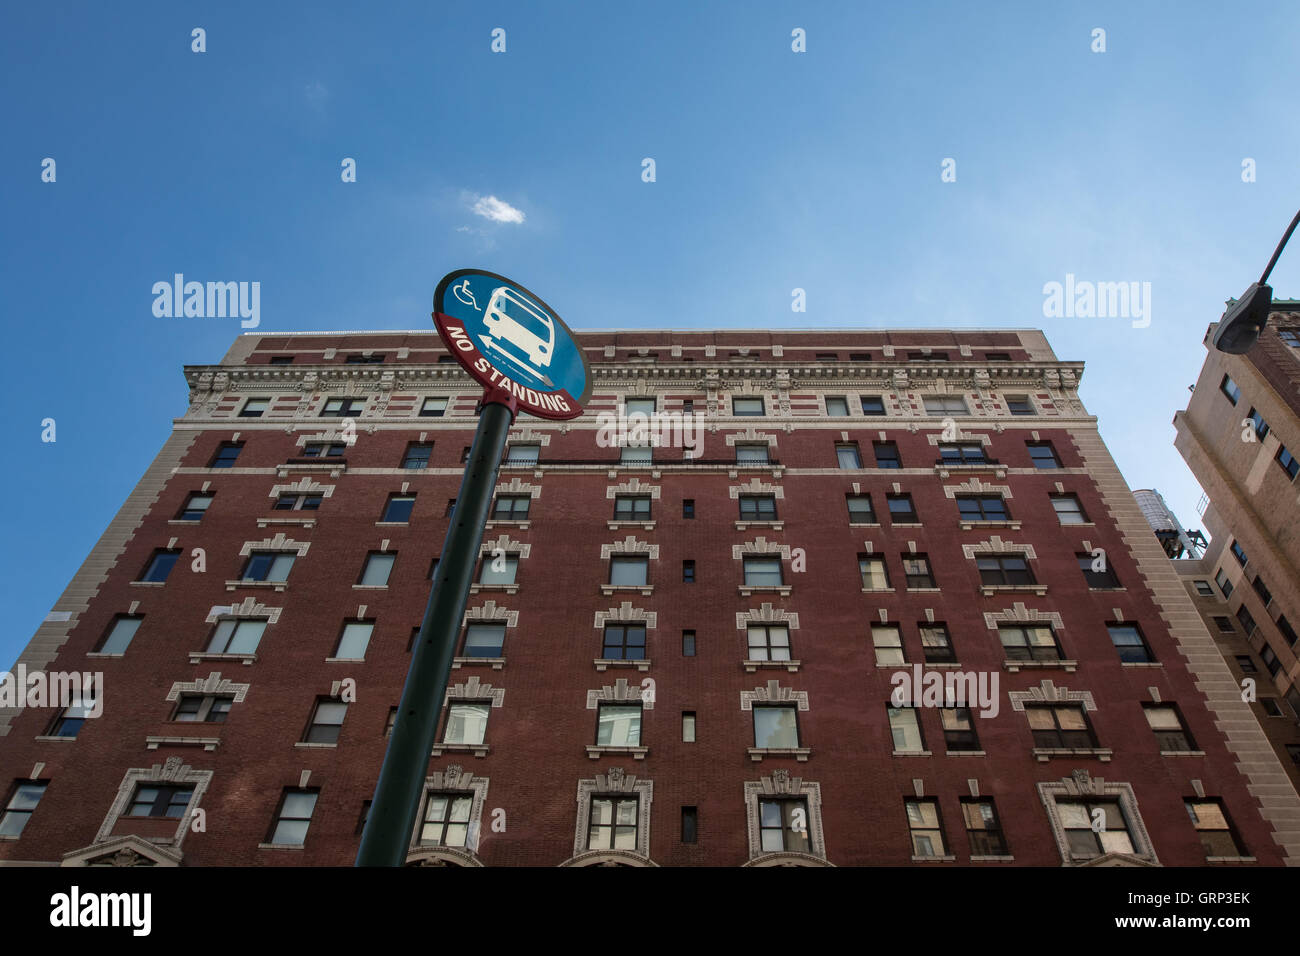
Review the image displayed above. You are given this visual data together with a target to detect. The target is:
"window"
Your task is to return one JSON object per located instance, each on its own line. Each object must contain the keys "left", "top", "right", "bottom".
{"left": 1219, "top": 374, "right": 1241, "bottom": 405}
{"left": 478, "top": 553, "right": 518, "bottom": 586}
{"left": 444, "top": 702, "right": 490, "bottom": 745}
{"left": 998, "top": 624, "right": 1060, "bottom": 662}
{"left": 825, "top": 396, "right": 849, "bottom": 417}
{"left": 1006, "top": 395, "right": 1034, "bottom": 416}
{"left": 886, "top": 493, "right": 918, "bottom": 523}
{"left": 1276, "top": 444, "right": 1299, "bottom": 479}
{"left": 682, "top": 712, "right": 696, "bottom": 743}
{"left": 846, "top": 494, "right": 875, "bottom": 523}
{"left": 1259, "top": 643, "right": 1280, "bottom": 677}
{"left": 753, "top": 705, "right": 799, "bottom": 749}
{"left": 681, "top": 806, "right": 698, "bottom": 844}
{"left": 172, "top": 695, "right": 232, "bottom": 723}
{"left": 733, "top": 397, "right": 765, "bottom": 416}
{"left": 492, "top": 495, "right": 531, "bottom": 520}
{"left": 97, "top": 616, "right": 142, "bottom": 654}
{"left": 597, "top": 703, "right": 642, "bottom": 746}
{"left": 463, "top": 623, "right": 506, "bottom": 658}
{"left": 682, "top": 560, "right": 695, "bottom": 583}
{"left": 1280, "top": 329, "right": 1300, "bottom": 347}
{"left": 739, "top": 495, "right": 777, "bottom": 520}
{"left": 759, "top": 798, "right": 810, "bottom": 853}
{"left": 1261, "top": 697, "right": 1285, "bottom": 717}
{"left": 1059, "top": 799, "right": 1133, "bottom": 859}
{"left": 206, "top": 618, "right": 266, "bottom": 654}
{"left": 1193, "top": 580, "right": 1214, "bottom": 596}
{"left": 1215, "top": 568, "right": 1234, "bottom": 598}
{"left": 985, "top": 352, "right": 1012, "bottom": 361}
{"left": 421, "top": 793, "right": 473, "bottom": 847}
{"left": 1247, "top": 407, "right": 1269, "bottom": 441}
{"left": 1277, "top": 615, "right": 1298, "bottom": 647}
{"left": 902, "top": 554, "right": 935, "bottom": 588}
{"left": 1051, "top": 494, "right": 1088, "bottom": 524}
{"left": 138, "top": 549, "right": 180, "bottom": 583}
{"left": 460, "top": 448, "right": 471, "bottom": 463}
{"left": 920, "top": 623, "right": 956, "bottom": 663}
{"left": 382, "top": 494, "right": 416, "bottom": 523}
{"left": 1027, "top": 441, "right": 1061, "bottom": 468}
{"left": 682, "top": 499, "right": 695, "bottom": 519}
{"left": 1235, "top": 605, "right": 1257, "bottom": 637}
{"left": 1185, "top": 799, "right": 1246, "bottom": 858}
{"left": 924, "top": 396, "right": 968, "bottom": 415}
{"left": 210, "top": 442, "right": 243, "bottom": 468}
{"left": 735, "top": 443, "right": 770, "bottom": 464}
{"left": 304, "top": 699, "right": 347, "bottom": 744}
{"left": 358, "top": 552, "right": 395, "bottom": 586}
{"left": 614, "top": 496, "right": 652, "bottom": 520}
{"left": 0, "top": 781, "right": 47, "bottom": 837}
{"left": 957, "top": 494, "right": 1009, "bottom": 521}
{"left": 939, "top": 443, "right": 987, "bottom": 464}
{"left": 872, "top": 624, "right": 905, "bottom": 665}
{"left": 269, "top": 355, "right": 294, "bottom": 365}
{"left": 402, "top": 443, "right": 433, "bottom": 469}
{"left": 747, "top": 624, "right": 791, "bottom": 662}
{"left": 620, "top": 445, "right": 653, "bottom": 465}
{"left": 743, "top": 556, "right": 784, "bottom": 586}
{"left": 303, "top": 442, "right": 346, "bottom": 458}
{"left": 242, "top": 551, "right": 295, "bottom": 582}
{"left": 420, "top": 397, "right": 448, "bottom": 417}
{"left": 1026, "top": 704, "right": 1097, "bottom": 748}
{"left": 683, "top": 400, "right": 694, "bottom": 414}
{"left": 48, "top": 681, "right": 98, "bottom": 738}
{"left": 610, "top": 556, "right": 649, "bottom": 586}
{"left": 905, "top": 799, "right": 947, "bottom": 857}
{"left": 624, "top": 398, "right": 656, "bottom": 416}
{"left": 873, "top": 441, "right": 902, "bottom": 468}
{"left": 1078, "top": 554, "right": 1120, "bottom": 589}
{"left": 1235, "top": 654, "right": 1255, "bottom": 672}
{"left": 815, "top": 352, "right": 838, "bottom": 362}
{"left": 334, "top": 621, "right": 374, "bottom": 659}
{"left": 941, "top": 707, "right": 980, "bottom": 751}
{"left": 506, "top": 444, "right": 540, "bottom": 464}
{"left": 1230, "top": 540, "right": 1248, "bottom": 566}
{"left": 1252, "top": 575, "right": 1272, "bottom": 606}
{"left": 860, "top": 395, "right": 886, "bottom": 416}
{"left": 962, "top": 798, "right": 1008, "bottom": 855}
{"left": 682, "top": 630, "right": 696, "bottom": 656}
{"left": 977, "top": 555, "right": 1035, "bottom": 586}
{"left": 1144, "top": 704, "right": 1195, "bottom": 751}
{"left": 177, "top": 493, "right": 214, "bottom": 521}
{"left": 345, "top": 353, "right": 384, "bottom": 364}
{"left": 320, "top": 397, "right": 364, "bottom": 417}
{"left": 602, "top": 624, "right": 647, "bottom": 661}
{"left": 859, "top": 555, "right": 890, "bottom": 590}
{"left": 239, "top": 398, "right": 269, "bottom": 418}
{"left": 273, "top": 494, "right": 322, "bottom": 511}
{"left": 437, "top": 354, "right": 457, "bottom": 364}
{"left": 836, "top": 443, "right": 862, "bottom": 469}
{"left": 588, "top": 796, "right": 638, "bottom": 850}
{"left": 269, "top": 790, "right": 318, "bottom": 845}
{"left": 888, "top": 706, "right": 925, "bottom": 752}
{"left": 128, "top": 784, "right": 194, "bottom": 819}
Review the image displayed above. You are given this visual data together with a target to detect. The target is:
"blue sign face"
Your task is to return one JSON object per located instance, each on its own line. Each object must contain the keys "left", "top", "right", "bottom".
{"left": 433, "top": 270, "right": 590, "bottom": 419}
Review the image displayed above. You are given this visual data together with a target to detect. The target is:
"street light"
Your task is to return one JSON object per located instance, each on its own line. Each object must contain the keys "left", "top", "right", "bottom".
{"left": 1212, "top": 206, "right": 1300, "bottom": 354}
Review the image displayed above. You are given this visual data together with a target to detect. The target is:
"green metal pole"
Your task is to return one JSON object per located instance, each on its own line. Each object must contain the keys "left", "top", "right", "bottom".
{"left": 356, "top": 394, "right": 515, "bottom": 866}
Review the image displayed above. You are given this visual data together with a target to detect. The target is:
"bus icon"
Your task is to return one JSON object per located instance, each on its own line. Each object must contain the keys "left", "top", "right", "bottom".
{"left": 481, "top": 286, "right": 555, "bottom": 371}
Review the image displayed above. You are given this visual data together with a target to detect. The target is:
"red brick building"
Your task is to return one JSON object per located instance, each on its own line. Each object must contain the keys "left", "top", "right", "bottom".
{"left": 2, "top": 329, "right": 1297, "bottom": 867}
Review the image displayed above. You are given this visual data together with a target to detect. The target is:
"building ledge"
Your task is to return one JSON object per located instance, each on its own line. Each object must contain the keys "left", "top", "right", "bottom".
{"left": 257, "top": 516, "right": 316, "bottom": 529}
{"left": 1032, "top": 747, "right": 1113, "bottom": 762}
{"left": 275, "top": 462, "right": 346, "bottom": 479}
{"left": 743, "top": 659, "right": 801, "bottom": 673}
{"left": 33, "top": 735, "right": 76, "bottom": 743}
{"left": 959, "top": 520, "right": 1022, "bottom": 531}
{"left": 607, "top": 521, "right": 656, "bottom": 531}
{"left": 1003, "top": 659, "right": 1077, "bottom": 673}
{"left": 970, "top": 855, "right": 1016, "bottom": 863}
{"left": 352, "top": 584, "right": 389, "bottom": 590}
{"left": 861, "top": 587, "right": 897, "bottom": 594}
{"left": 452, "top": 657, "right": 505, "bottom": 670}
{"left": 130, "top": 581, "right": 166, "bottom": 588}
{"left": 484, "top": 520, "right": 530, "bottom": 530}
{"left": 324, "top": 656, "right": 366, "bottom": 663}
{"left": 432, "top": 743, "right": 489, "bottom": 758}
{"left": 293, "top": 742, "right": 337, "bottom": 749}
{"left": 601, "top": 585, "right": 654, "bottom": 596}
{"left": 189, "top": 652, "right": 256, "bottom": 665}
{"left": 735, "top": 520, "right": 785, "bottom": 532}
{"left": 145, "top": 735, "right": 220, "bottom": 751}
{"left": 748, "top": 747, "right": 811, "bottom": 762}
{"left": 911, "top": 855, "right": 957, "bottom": 863}
{"left": 1160, "top": 750, "right": 1207, "bottom": 757}
{"left": 257, "top": 842, "right": 305, "bottom": 850}
{"left": 945, "top": 750, "right": 986, "bottom": 756}
{"left": 594, "top": 658, "right": 651, "bottom": 672}
{"left": 1206, "top": 856, "right": 1257, "bottom": 863}
{"left": 225, "top": 580, "right": 287, "bottom": 592}
{"left": 374, "top": 521, "right": 410, "bottom": 528}
{"left": 1120, "top": 661, "right": 1163, "bottom": 668}
{"left": 586, "top": 745, "right": 648, "bottom": 760}
{"left": 892, "top": 750, "right": 933, "bottom": 757}
{"left": 848, "top": 522, "right": 882, "bottom": 528}
{"left": 980, "top": 584, "right": 1048, "bottom": 596}
{"left": 167, "top": 519, "right": 202, "bottom": 526}
{"left": 739, "top": 585, "right": 792, "bottom": 597}
{"left": 469, "top": 583, "right": 519, "bottom": 595}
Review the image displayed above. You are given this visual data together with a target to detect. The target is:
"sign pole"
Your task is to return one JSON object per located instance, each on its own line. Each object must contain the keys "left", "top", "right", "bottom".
{"left": 356, "top": 389, "right": 516, "bottom": 866}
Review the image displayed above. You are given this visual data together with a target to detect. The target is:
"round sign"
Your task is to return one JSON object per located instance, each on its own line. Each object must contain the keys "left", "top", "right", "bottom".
{"left": 433, "top": 269, "right": 591, "bottom": 420}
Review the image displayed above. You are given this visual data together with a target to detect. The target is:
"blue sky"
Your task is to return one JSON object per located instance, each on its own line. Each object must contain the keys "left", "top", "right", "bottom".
{"left": 2, "top": 1, "right": 1298, "bottom": 669}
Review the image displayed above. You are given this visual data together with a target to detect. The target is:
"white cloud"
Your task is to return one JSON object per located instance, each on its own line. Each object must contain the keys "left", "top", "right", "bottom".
{"left": 470, "top": 194, "right": 525, "bottom": 224}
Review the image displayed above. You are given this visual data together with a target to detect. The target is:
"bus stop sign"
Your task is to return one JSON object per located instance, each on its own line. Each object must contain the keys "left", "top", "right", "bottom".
{"left": 433, "top": 269, "right": 591, "bottom": 420}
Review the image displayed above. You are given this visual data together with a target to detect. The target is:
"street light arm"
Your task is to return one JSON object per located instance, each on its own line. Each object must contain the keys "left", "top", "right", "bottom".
{"left": 1259, "top": 206, "right": 1300, "bottom": 285}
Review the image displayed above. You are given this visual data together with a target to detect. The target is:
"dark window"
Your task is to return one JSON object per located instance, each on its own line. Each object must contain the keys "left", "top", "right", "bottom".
{"left": 48, "top": 680, "right": 97, "bottom": 737}
{"left": 242, "top": 551, "right": 294, "bottom": 582}
{"left": 420, "top": 792, "right": 473, "bottom": 847}
{"left": 759, "top": 798, "right": 810, "bottom": 853}
{"left": 304, "top": 698, "right": 348, "bottom": 744}
{"left": 0, "top": 781, "right": 47, "bottom": 837}
{"left": 614, "top": 496, "right": 652, "bottom": 520}
{"left": 1108, "top": 623, "right": 1153, "bottom": 663}
{"left": 682, "top": 499, "right": 695, "bottom": 519}
{"left": 492, "top": 495, "right": 531, "bottom": 520}
{"left": 1277, "top": 615, "right": 1298, "bottom": 647}
{"left": 1279, "top": 329, "right": 1300, "bottom": 347}
{"left": 682, "top": 560, "right": 695, "bottom": 583}
{"left": 941, "top": 707, "right": 979, "bottom": 752}
{"left": 733, "top": 397, "right": 765, "bottom": 417}
{"left": 873, "top": 441, "right": 902, "bottom": 468}
{"left": 1215, "top": 569, "right": 1235, "bottom": 598}
{"left": 903, "top": 553, "right": 935, "bottom": 588}
{"left": 978, "top": 555, "right": 1034, "bottom": 586}
{"left": 939, "top": 443, "right": 988, "bottom": 464}
{"left": 815, "top": 352, "right": 839, "bottom": 362}
{"left": 1193, "top": 580, "right": 1215, "bottom": 596}
{"left": 736, "top": 443, "right": 770, "bottom": 464}
{"left": 1078, "top": 553, "right": 1121, "bottom": 589}
{"left": 957, "top": 495, "right": 1009, "bottom": 521}
{"left": 1219, "top": 374, "right": 1241, "bottom": 405}
{"left": 1006, "top": 396, "right": 1034, "bottom": 415}
{"left": 683, "top": 400, "right": 694, "bottom": 414}
{"left": 825, "top": 396, "right": 850, "bottom": 417}
{"left": 274, "top": 494, "right": 322, "bottom": 511}
{"left": 320, "top": 397, "right": 364, "bottom": 417}
{"left": 1026, "top": 704, "right": 1097, "bottom": 748}
{"left": 682, "top": 630, "right": 696, "bottom": 656}
{"left": 345, "top": 353, "right": 384, "bottom": 364}
{"left": 269, "top": 355, "right": 295, "bottom": 365}
{"left": 962, "top": 798, "right": 1008, "bottom": 855}
{"left": 849, "top": 352, "right": 871, "bottom": 361}
{"left": 743, "top": 557, "right": 783, "bottom": 586}
{"left": 887, "top": 493, "right": 918, "bottom": 523}
{"left": 463, "top": 623, "right": 506, "bottom": 658}
{"left": 846, "top": 494, "right": 876, "bottom": 523}
{"left": 128, "top": 784, "right": 194, "bottom": 819}
{"left": 1261, "top": 644, "right": 1283, "bottom": 677}
{"left": 984, "top": 352, "right": 1012, "bottom": 361}
{"left": 402, "top": 443, "right": 433, "bottom": 469}
{"left": 239, "top": 398, "right": 269, "bottom": 418}
{"left": 998, "top": 624, "right": 1060, "bottom": 661}
{"left": 739, "top": 495, "right": 777, "bottom": 520}
{"left": 860, "top": 395, "right": 886, "bottom": 416}
{"left": 1230, "top": 540, "right": 1248, "bottom": 566}
{"left": 1027, "top": 441, "right": 1061, "bottom": 468}
{"left": 924, "top": 395, "right": 967, "bottom": 416}
{"left": 588, "top": 796, "right": 638, "bottom": 850}
{"left": 178, "top": 493, "right": 214, "bottom": 521}
{"left": 303, "top": 442, "right": 346, "bottom": 458}
{"left": 905, "top": 798, "right": 947, "bottom": 857}
{"left": 1186, "top": 799, "right": 1247, "bottom": 858}
{"left": 172, "top": 694, "right": 232, "bottom": 723}
{"left": 1144, "top": 703, "right": 1195, "bottom": 751}
{"left": 1235, "top": 654, "right": 1256, "bottom": 672}
{"left": 1252, "top": 575, "right": 1272, "bottom": 606}
{"left": 138, "top": 549, "right": 180, "bottom": 583}
{"left": 681, "top": 806, "right": 698, "bottom": 844}
{"left": 1247, "top": 407, "right": 1269, "bottom": 441}
{"left": 210, "top": 442, "right": 243, "bottom": 468}
{"left": 382, "top": 494, "right": 416, "bottom": 522}
{"left": 920, "top": 624, "right": 956, "bottom": 663}
{"left": 1059, "top": 799, "right": 1133, "bottom": 859}
{"left": 1236, "top": 605, "right": 1257, "bottom": 636}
